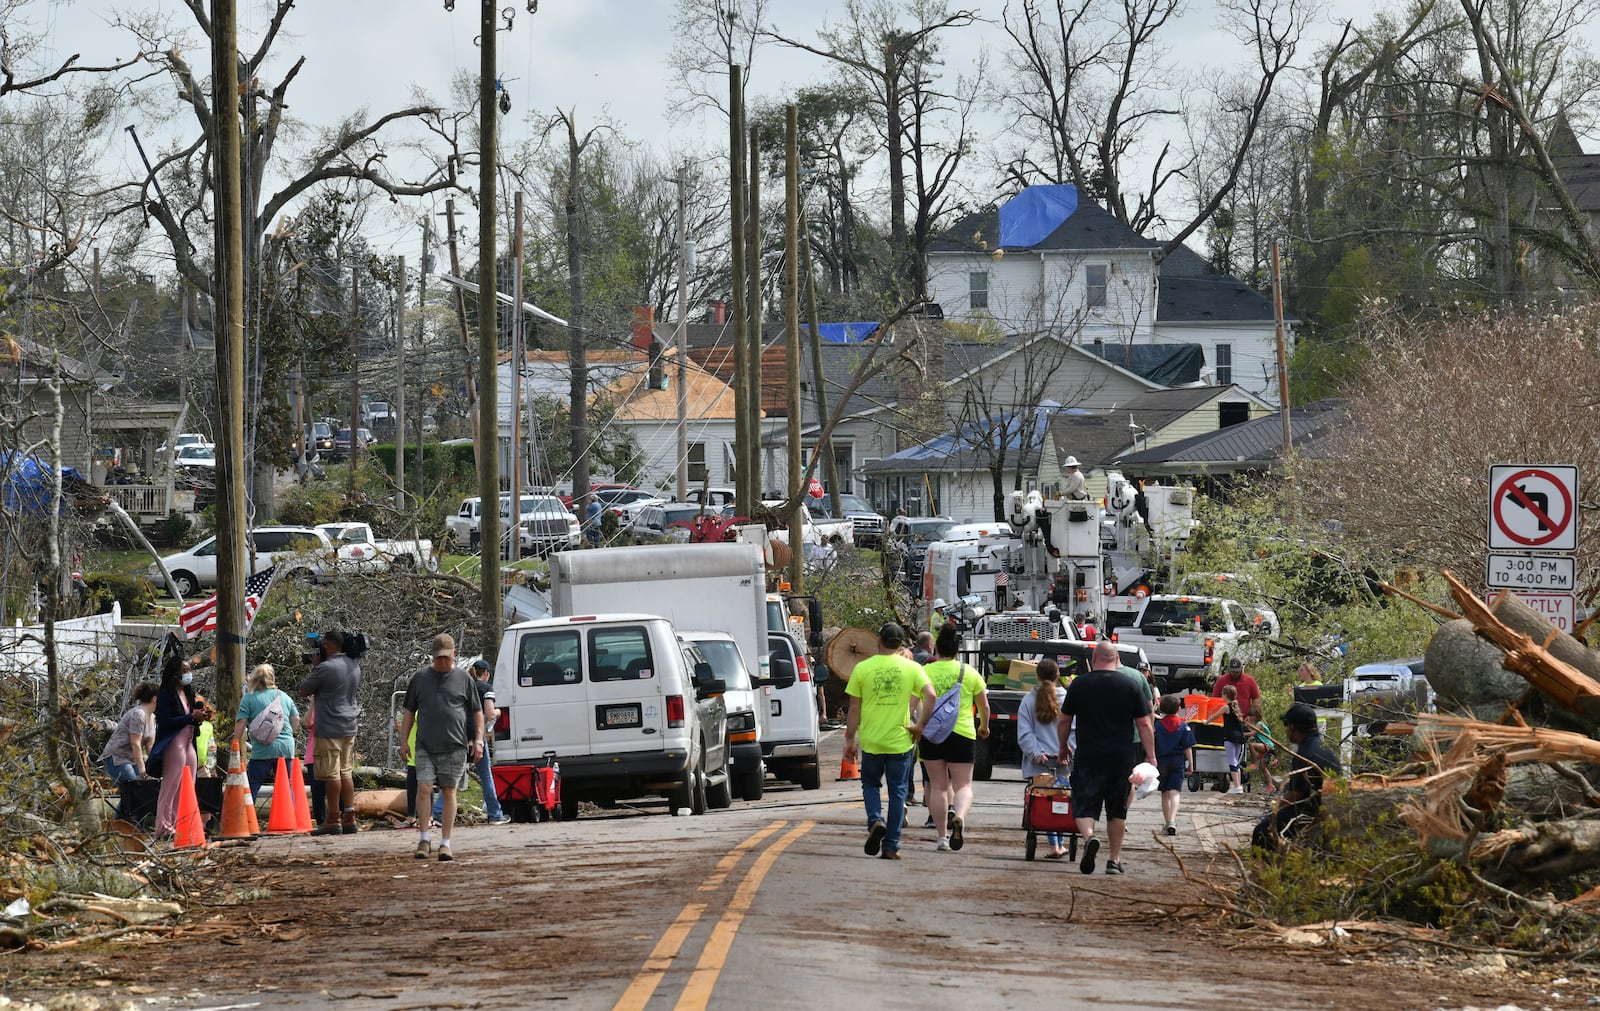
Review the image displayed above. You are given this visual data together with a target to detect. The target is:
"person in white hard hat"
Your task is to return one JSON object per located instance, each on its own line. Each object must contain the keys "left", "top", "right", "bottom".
{"left": 1062, "top": 456, "right": 1088, "bottom": 500}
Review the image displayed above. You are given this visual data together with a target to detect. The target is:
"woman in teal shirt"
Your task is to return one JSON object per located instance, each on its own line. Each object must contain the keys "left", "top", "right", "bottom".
{"left": 919, "top": 624, "right": 990, "bottom": 852}
{"left": 233, "top": 664, "right": 302, "bottom": 800}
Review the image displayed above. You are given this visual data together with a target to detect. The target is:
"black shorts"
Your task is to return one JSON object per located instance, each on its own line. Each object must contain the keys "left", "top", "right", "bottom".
{"left": 1069, "top": 757, "right": 1133, "bottom": 822}
{"left": 1157, "top": 756, "right": 1187, "bottom": 792}
{"left": 919, "top": 733, "right": 975, "bottom": 764}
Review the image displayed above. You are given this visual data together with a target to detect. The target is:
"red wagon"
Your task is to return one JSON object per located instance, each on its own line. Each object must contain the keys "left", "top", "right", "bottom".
{"left": 1022, "top": 781, "right": 1080, "bottom": 861}
{"left": 492, "top": 756, "right": 563, "bottom": 822}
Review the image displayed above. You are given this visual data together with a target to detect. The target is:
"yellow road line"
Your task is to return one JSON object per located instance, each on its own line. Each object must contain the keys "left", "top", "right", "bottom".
{"left": 611, "top": 821, "right": 788, "bottom": 1011}
{"left": 674, "top": 821, "right": 816, "bottom": 1011}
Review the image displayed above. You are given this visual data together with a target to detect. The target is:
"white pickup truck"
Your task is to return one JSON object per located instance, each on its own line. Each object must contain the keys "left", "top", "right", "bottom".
{"left": 316, "top": 523, "right": 436, "bottom": 574}
{"left": 762, "top": 500, "right": 854, "bottom": 547}
{"left": 1113, "top": 594, "right": 1279, "bottom": 692}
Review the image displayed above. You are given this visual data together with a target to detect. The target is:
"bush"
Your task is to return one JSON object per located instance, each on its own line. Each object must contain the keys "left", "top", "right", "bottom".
{"left": 83, "top": 571, "right": 157, "bottom": 616}
{"left": 369, "top": 441, "right": 477, "bottom": 488}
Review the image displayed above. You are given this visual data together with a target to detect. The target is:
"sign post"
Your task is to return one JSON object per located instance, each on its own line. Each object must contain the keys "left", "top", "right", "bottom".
{"left": 1486, "top": 464, "right": 1580, "bottom": 634}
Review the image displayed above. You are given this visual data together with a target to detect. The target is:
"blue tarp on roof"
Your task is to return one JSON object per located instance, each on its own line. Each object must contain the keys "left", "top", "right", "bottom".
{"left": 0, "top": 451, "right": 83, "bottom": 515}
{"left": 999, "top": 185, "right": 1078, "bottom": 248}
{"left": 867, "top": 403, "right": 1087, "bottom": 470}
{"left": 803, "top": 322, "right": 880, "bottom": 344}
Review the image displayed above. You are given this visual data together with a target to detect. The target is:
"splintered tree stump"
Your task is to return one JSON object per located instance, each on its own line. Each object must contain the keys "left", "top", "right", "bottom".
{"left": 1489, "top": 591, "right": 1600, "bottom": 685}
{"left": 1425, "top": 621, "right": 1600, "bottom": 736}
{"left": 1474, "top": 817, "right": 1600, "bottom": 884}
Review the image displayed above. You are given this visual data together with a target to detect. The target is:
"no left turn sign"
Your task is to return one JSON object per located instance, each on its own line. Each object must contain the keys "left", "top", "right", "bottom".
{"left": 1487, "top": 464, "right": 1578, "bottom": 551}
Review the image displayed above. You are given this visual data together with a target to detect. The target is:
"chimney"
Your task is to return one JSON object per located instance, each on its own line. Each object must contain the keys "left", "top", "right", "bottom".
{"left": 708, "top": 300, "right": 727, "bottom": 325}
{"left": 631, "top": 305, "right": 655, "bottom": 351}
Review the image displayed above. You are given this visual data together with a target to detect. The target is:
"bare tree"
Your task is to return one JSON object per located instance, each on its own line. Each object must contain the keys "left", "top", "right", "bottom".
{"left": 668, "top": 0, "right": 772, "bottom": 119}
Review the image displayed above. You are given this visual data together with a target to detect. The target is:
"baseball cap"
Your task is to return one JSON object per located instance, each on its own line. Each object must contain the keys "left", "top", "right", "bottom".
{"left": 431, "top": 633, "right": 455, "bottom": 659}
{"left": 1283, "top": 702, "right": 1319, "bottom": 730}
{"left": 1226, "top": 657, "right": 1244, "bottom": 673}
{"left": 471, "top": 657, "right": 491, "bottom": 672}
{"left": 878, "top": 622, "right": 907, "bottom": 648}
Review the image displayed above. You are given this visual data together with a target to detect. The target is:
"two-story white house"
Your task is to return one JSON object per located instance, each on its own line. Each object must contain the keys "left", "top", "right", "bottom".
{"left": 924, "top": 185, "right": 1287, "bottom": 406}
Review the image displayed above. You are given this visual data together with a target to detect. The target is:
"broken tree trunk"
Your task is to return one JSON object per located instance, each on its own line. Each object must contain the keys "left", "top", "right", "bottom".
{"left": 1442, "top": 569, "right": 1600, "bottom": 719}
{"left": 1470, "top": 818, "right": 1600, "bottom": 884}
{"left": 1489, "top": 589, "right": 1600, "bottom": 685}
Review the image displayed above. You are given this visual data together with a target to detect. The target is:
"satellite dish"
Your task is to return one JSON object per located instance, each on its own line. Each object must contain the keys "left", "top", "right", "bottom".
{"left": 826, "top": 627, "right": 879, "bottom": 682}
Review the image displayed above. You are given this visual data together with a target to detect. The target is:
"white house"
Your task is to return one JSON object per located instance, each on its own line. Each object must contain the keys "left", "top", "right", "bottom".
{"left": 924, "top": 185, "right": 1288, "bottom": 406}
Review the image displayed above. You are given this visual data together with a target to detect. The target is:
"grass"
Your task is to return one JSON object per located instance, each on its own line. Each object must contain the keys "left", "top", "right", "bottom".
{"left": 440, "top": 553, "right": 549, "bottom": 581}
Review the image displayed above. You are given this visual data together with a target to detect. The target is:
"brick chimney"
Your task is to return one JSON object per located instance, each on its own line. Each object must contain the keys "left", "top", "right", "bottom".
{"left": 707, "top": 300, "right": 727, "bottom": 325}
{"left": 631, "top": 305, "right": 655, "bottom": 351}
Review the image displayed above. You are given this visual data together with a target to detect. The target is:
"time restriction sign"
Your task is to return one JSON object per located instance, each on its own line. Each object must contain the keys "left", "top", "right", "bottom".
{"left": 1487, "top": 464, "right": 1578, "bottom": 552}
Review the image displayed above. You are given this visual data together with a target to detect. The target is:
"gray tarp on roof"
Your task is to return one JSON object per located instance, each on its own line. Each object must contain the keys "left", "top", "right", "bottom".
{"left": 1086, "top": 343, "right": 1204, "bottom": 386}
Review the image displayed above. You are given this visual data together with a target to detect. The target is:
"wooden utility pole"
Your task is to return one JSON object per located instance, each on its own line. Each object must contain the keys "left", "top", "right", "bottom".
{"left": 417, "top": 223, "right": 430, "bottom": 488}
{"left": 395, "top": 254, "right": 406, "bottom": 509}
{"left": 801, "top": 228, "right": 841, "bottom": 516}
{"left": 1272, "top": 240, "right": 1292, "bottom": 463}
{"left": 562, "top": 114, "right": 591, "bottom": 515}
{"left": 675, "top": 169, "right": 690, "bottom": 503}
{"left": 349, "top": 263, "right": 362, "bottom": 494}
{"left": 729, "top": 65, "right": 750, "bottom": 515}
{"left": 444, "top": 198, "right": 478, "bottom": 465}
{"left": 210, "top": 0, "right": 247, "bottom": 718}
{"left": 784, "top": 106, "right": 804, "bottom": 595}
{"left": 509, "top": 191, "right": 524, "bottom": 564}
{"left": 746, "top": 125, "right": 764, "bottom": 500}
{"left": 477, "top": 0, "right": 503, "bottom": 645}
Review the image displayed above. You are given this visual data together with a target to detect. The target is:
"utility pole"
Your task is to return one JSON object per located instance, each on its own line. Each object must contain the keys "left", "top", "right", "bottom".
{"left": 476, "top": 0, "right": 503, "bottom": 646}
{"left": 210, "top": 0, "right": 247, "bottom": 718}
{"left": 509, "top": 191, "right": 524, "bottom": 564}
{"left": 1272, "top": 240, "right": 1292, "bottom": 465}
{"left": 293, "top": 359, "right": 306, "bottom": 485}
{"left": 675, "top": 169, "right": 689, "bottom": 502}
{"left": 349, "top": 263, "right": 362, "bottom": 494}
{"left": 729, "top": 65, "right": 750, "bottom": 516}
{"left": 417, "top": 222, "right": 430, "bottom": 489}
{"left": 801, "top": 225, "right": 841, "bottom": 516}
{"left": 444, "top": 198, "right": 478, "bottom": 466}
{"left": 746, "top": 124, "right": 763, "bottom": 500}
{"left": 784, "top": 105, "right": 804, "bottom": 595}
{"left": 395, "top": 254, "right": 406, "bottom": 509}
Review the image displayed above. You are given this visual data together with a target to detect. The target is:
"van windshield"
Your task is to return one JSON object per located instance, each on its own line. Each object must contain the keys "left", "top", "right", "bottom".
{"left": 691, "top": 639, "right": 750, "bottom": 690}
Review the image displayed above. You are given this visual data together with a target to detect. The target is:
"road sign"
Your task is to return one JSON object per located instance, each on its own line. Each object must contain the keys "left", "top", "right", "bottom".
{"left": 1488, "top": 464, "right": 1578, "bottom": 551}
{"left": 1484, "top": 589, "right": 1578, "bottom": 632}
{"left": 1486, "top": 553, "right": 1577, "bottom": 591}
{"left": 807, "top": 476, "right": 824, "bottom": 499}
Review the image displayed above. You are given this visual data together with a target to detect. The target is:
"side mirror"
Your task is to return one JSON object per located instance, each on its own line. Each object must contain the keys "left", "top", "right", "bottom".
{"left": 769, "top": 657, "right": 797, "bottom": 689}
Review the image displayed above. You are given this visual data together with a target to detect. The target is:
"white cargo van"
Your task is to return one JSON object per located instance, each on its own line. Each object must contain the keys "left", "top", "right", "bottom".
{"left": 763, "top": 594, "right": 822, "bottom": 790}
{"left": 491, "top": 614, "right": 731, "bottom": 819}
{"left": 680, "top": 630, "right": 769, "bottom": 801}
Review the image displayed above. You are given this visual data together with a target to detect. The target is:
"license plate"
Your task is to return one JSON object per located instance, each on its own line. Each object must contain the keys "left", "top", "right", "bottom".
{"left": 770, "top": 700, "right": 782, "bottom": 717}
{"left": 600, "top": 704, "right": 641, "bottom": 729}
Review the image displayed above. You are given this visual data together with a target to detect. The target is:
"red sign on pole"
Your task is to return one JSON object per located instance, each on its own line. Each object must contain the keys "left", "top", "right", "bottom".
{"left": 807, "top": 476, "right": 824, "bottom": 499}
{"left": 1488, "top": 464, "right": 1578, "bottom": 552}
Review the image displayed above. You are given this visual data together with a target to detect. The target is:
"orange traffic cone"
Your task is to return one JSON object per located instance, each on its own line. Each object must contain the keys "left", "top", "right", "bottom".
{"left": 174, "top": 769, "right": 207, "bottom": 849}
{"left": 266, "top": 757, "right": 303, "bottom": 834}
{"left": 219, "top": 741, "right": 259, "bottom": 839}
{"left": 289, "top": 758, "right": 313, "bottom": 833}
{"left": 837, "top": 752, "right": 860, "bottom": 781}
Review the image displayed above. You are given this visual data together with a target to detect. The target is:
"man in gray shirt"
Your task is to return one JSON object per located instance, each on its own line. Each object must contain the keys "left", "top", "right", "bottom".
{"left": 399, "top": 633, "right": 483, "bottom": 861}
{"left": 300, "top": 629, "right": 362, "bottom": 836}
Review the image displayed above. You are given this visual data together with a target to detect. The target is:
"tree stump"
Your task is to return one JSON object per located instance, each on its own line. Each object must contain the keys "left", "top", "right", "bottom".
{"left": 1424, "top": 620, "right": 1600, "bottom": 735}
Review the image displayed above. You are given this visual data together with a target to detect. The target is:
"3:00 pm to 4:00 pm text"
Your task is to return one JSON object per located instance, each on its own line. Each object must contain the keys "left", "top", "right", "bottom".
{"left": 1485, "top": 553, "right": 1576, "bottom": 591}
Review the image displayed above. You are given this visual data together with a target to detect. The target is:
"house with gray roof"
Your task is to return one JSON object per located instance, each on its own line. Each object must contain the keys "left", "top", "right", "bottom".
{"left": 1112, "top": 399, "right": 1347, "bottom": 485}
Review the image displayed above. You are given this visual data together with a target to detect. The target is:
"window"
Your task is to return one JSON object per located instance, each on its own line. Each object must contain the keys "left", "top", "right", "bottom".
{"left": 968, "top": 271, "right": 988, "bottom": 310}
{"left": 589, "top": 626, "right": 655, "bottom": 682}
{"left": 518, "top": 629, "right": 582, "bottom": 687}
{"left": 1214, "top": 343, "right": 1233, "bottom": 385}
{"left": 1219, "top": 401, "right": 1250, "bottom": 427}
{"left": 688, "top": 442, "right": 707, "bottom": 483}
{"left": 1085, "top": 264, "right": 1108, "bottom": 308}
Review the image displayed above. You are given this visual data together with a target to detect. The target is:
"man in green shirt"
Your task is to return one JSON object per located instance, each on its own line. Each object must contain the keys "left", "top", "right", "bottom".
{"left": 845, "top": 623, "right": 935, "bottom": 861}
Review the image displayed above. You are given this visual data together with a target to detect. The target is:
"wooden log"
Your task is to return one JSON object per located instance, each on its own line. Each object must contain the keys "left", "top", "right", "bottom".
{"left": 1488, "top": 589, "right": 1600, "bottom": 685}
{"left": 1443, "top": 570, "right": 1600, "bottom": 718}
{"left": 1471, "top": 817, "right": 1600, "bottom": 884}
{"left": 352, "top": 789, "right": 407, "bottom": 817}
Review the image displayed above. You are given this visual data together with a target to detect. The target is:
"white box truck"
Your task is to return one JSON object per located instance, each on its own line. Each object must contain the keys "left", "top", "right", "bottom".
{"left": 550, "top": 543, "right": 773, "bottom": 797}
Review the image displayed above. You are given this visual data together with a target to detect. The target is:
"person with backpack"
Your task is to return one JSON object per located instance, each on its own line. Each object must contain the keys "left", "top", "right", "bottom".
{"left": 234, "top": 664, "right": 302, "bottom": 800}
{"left": 919, "top": 624, "right": 990, "bottom": 853}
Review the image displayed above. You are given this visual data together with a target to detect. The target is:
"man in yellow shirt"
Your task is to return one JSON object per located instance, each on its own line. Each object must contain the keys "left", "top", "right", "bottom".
{"left": 845, "top": 623, "right": 936, "bottom": 861}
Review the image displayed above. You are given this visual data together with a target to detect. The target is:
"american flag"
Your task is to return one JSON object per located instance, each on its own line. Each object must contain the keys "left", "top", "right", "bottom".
{"left": 179, "top": 566, "right": 278, "bottom": 640}
{"left": 994, "top": 571, "right": 1010, "bottom": 587}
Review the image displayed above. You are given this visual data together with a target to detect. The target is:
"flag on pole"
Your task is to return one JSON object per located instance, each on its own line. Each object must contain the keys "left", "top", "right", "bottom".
{"left": 179, "top": 566, "right": 279, "bottom": 640}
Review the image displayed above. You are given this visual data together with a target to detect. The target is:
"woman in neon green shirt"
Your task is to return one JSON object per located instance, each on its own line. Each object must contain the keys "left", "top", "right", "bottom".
{"left": 920, "top": 624, "right": 990, "bottom": 852}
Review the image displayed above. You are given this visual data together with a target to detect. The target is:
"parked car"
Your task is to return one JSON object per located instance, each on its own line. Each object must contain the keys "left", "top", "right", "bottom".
{"left": 629, "top": 503, "right": 716, "bottom": 542}
{"left": 148, "top": 526, "right": 336, "bottom": 598}
{"left": 157, "top": 432, "right": 212, "bottom": 455}
{"left": 764, "top": 500, "right": 854, "bottom": 547}
{"left": 315, "top": 522, "right": 436, "bottom": 574}
{"left": 762, "top": 605, "right": 821, "bottom": 790}
{"left": 490, "top": 614, "right": 732, "bottom": 819}
{"left": 446, "top": 495, "right": 581, "bottom": 555}
{"left": 330, "top": 428, "right": 373, "bottom": 461}
{"left": 807, "top": 493, "right": 886, "bottom": 548}
{"left": 173, "top": 444, "right": 217, "bottom": 470}
{"left": 883, "top": 515, "right": 956, "bottom": 585}
{"left": 558, "top": 482, "right": 636, "bottom": 509}
{"left": 684, "top": 487, "right": 736, "bottom": 508}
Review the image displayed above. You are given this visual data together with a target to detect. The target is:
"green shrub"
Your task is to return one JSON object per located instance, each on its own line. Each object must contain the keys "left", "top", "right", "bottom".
{"left": 83, "top": 571, "right": 157, "bottom": 615}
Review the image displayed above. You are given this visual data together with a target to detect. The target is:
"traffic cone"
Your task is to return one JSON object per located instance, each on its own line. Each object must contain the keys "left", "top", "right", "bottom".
{"left": 266, "top": 757, "right": 303, "bottom": 834}
{"left": 219, "top": 741, "right": 259, "bottom": 839}
{"left": 289, "top": 758, "right": 313, "bottom": 833}
{"left": 174, "top": 769, "right": 207, "bottom": 849}
{"left": 837, "top": 752, "right": 860, "bottom": 781}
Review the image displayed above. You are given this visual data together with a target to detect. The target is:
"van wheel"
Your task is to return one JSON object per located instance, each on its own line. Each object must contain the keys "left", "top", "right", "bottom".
{"left": 706, "top": 770, "right": 733, "bottom": 810}
{"left": 973, "top": 734, "right": 993, "bottom": 781}
{"left": 799, "top": 764, "right": 822, "bottom": 791}
{"left": 559, "top": 793, "right": 579, "bottom": 821}
{"left": 735, "top": 763, "right": 764, "bottom": 802}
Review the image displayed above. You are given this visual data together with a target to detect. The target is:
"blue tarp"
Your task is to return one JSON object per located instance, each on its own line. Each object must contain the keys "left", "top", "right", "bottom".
{"left": 871, "top": 403, "right": 1084, "bottom": 466}
{"left": 999, "top": 185, "right": 1078, "bottom": 249}
{"left": 803, "top": 322, "right": 881, "bottom": 344}
{"left": 0, "top": 451, "right": 82, "bottom": 515}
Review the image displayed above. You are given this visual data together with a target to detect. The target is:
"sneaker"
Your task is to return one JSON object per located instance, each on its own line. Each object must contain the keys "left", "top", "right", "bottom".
{"left": 922, "top": 816, "right": 936, "bottom": 828}
{"left": 1227, "top": 786, "right": 1244, "bottom": 795}
{"left": 879, "top": 849, "right": 901, "bottom": 860}
{"left": 414, "top": 839, "right": 431, "bottom": 860}
{"left": 947, "top": 809, "right": 956, "bottom": 831}
{"left": 437, "top": 846, "right": 454, "bottom": 862}
{"left": 1164, "top": 823, "right": 1177, "bottom": 837}
{"left": 935, "top": 837, "right": 951, "bottom": 852}
{"left": 865, "top": 820, "right": 886, "bottom": 856}
{"left": 948, "top": 815, "right": 965, "bottom": 851}
{"left": 341, "top": 823, "right": 359, "bottom": 835}
{"left": 1105, "top": 860, "right": 1124, "bottom": 875}
{"left": 1079, "top": 837, "right": 1099, "bottom": 875}
{"left": 487, "top": 815, "right": 513, "bottom": 826}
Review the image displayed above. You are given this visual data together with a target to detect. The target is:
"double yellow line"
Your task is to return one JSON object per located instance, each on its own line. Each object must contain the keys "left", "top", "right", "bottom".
{"left": 612, "top": 819, "right": 815, "bottom": 1011}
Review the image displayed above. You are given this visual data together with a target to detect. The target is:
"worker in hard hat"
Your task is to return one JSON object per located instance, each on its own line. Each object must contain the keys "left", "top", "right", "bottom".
{"left": 1062, "top": 456, "right": 1088, "bottom": 500}
{"left": 929, "top": 598, "right": 947, "bottom": 633}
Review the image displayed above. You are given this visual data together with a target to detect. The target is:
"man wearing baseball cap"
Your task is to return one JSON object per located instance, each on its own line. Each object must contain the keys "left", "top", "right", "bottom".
{"left": 1212, "top": 656, "right": 1261, "bottom": 721}
{"left": 430, "top": 657, "right": 510, "bottom": 828}
{"left": 844, "top": 623, "right": 935, "bottom": 860}
{"left": 1251, "top": 702, "right": 1342, "bottom": 849}
{"left": 400, "top": 633, "right": 483, "bottom": 861}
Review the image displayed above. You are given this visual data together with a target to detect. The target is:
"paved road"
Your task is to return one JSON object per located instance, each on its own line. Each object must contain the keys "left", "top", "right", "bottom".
{"left": 7, "top": 731, "right": 1577, "bottom": 1009}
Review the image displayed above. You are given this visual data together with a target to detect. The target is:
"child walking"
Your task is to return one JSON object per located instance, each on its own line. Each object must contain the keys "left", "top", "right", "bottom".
{"left": 1221, "top": 684, "right": 1247, "bottom": 794}
{"left": 1153, "top": 695, "right": 1196, "bottom": 835}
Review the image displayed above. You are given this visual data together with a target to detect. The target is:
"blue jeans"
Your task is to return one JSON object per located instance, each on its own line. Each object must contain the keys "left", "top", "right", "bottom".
{"left": 432, "top": 749, "right": 502, "bottom": 821}
{"left": 245, "top": 757, "right": 279, "bottom": 800}
{"left": 859, "top": 747, "right": 915, "bottom": 854}
{"left": 105, "top": 756, "right": 138, "bottom": 819}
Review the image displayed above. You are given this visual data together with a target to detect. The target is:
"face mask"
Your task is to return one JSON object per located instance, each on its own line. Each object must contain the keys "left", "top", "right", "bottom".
{"left": 181, "top": 673, "right": 193, "bottom": 685}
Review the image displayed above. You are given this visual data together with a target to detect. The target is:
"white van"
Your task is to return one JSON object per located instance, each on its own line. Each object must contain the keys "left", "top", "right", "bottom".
{"left": 491, "top": 614, "right": 732, "bottom": 819}
{"left": 762, "top": 596, "right": 821, "bottom": 790}
{"left": 680, "top": 630, "right": 769, "bottom": 802}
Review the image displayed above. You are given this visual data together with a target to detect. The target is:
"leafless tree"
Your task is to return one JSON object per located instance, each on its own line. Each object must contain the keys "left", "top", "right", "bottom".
{"left": 667, "top": 0, "right": 772, "bottom": 120}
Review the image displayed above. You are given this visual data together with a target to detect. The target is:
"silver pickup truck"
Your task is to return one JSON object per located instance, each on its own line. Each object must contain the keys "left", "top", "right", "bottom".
{"left": 1112, "top": 594, "right": 1278, "bottom": 693}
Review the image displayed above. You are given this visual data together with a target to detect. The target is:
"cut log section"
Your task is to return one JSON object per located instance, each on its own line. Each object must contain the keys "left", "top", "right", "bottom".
{"left": 1442, "top": 569, "right": 1600, "bottom": 718}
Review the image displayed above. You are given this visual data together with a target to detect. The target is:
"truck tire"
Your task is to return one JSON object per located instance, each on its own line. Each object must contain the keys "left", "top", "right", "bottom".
{"left": 799, "top": 763, "right": 822, "bottom": 791}
{"left": 559, "top": 793, "right": 580, "bottom": 821}
{"left": 707, "top": 771, "right": 733, "bottom": 810}
{"left": 973, "top": 734, "right": 993, "bottom": 781}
